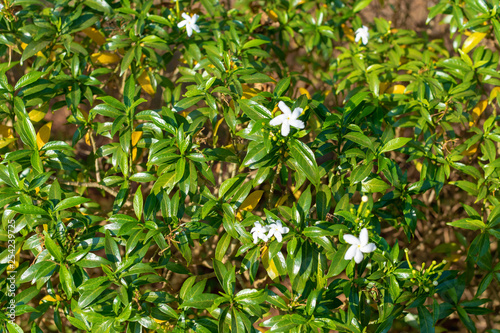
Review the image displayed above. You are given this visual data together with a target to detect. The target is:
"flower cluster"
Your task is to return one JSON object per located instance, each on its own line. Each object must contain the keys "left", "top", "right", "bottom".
{"left": 251, "top": 220, "right": 289, "bottom": 244}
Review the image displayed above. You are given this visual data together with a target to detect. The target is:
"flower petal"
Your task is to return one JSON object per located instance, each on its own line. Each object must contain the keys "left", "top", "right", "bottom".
{"left": 178, "top": 20, "right": 187, "bottom": 28}
{"left": 282, "top": 227, "right": 289, "bottom": 234}
{"left": 267, "top": 229, "right": 275, "bottom": 239}
{"left": 281, "top": 121, "right": 290, "bottom": 136}
{"left": 275, "top": 232, "right": 283, "bottom": 242}
{"left": 292, "top": 107, "right": 303, "bottom": 118}
{"left": 359, "top": 228, "right": 369, "bottom": 246}
{"left": 186, "top": 25, "right": 193, "bottom": 37}
{"left": 343, "top": 234, "right": 360, "bottom": 245}
{"left": 344, "top": 245, "right": 357, "bottom": 260}
{"left": 360, "top": 242, "right": 376, "bottom": 253}
{"left": 192, "top": 14, "right": 199, "bottom": 22}
{"left": 269, "top": 114, "right": 286, "bottom": 126}
{"left": 192, "top": 24, "right": 200, "bottom": 33}
{"left": 182, "top": 13, "right": 191, "bottom": 20}
{"left": 278, "top": 101, "right": 292, "bottom": 116}
{"left": 354, "top": 249, "right": 364, "bottom": 263}
{"left": 253, "top": 234, "right": 259, "bottom": 244}
{"left": 289, "top": 119, "right": 305, "bottom": 129}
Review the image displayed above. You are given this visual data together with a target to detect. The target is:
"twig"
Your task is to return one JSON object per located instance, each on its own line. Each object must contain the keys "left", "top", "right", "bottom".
{"left": 88, "top": 129, "right": 101, "bottom": 183}
{"left": 51, "top": 177, "right": 118, "bottom": 197}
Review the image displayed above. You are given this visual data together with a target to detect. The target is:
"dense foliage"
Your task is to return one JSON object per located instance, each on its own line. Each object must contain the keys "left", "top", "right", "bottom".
{"left": 1, "top": 0, "right": 500, "bottom": 332}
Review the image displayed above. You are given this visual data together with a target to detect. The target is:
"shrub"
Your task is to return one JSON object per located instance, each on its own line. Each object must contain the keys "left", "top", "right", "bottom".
{"left": 0, "top": 0, "right": 499, "bottom": 332}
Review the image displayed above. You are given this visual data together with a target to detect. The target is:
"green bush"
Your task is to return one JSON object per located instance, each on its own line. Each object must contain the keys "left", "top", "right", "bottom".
{"left": 1, "top": 0, "right": 500, "bottom": 332}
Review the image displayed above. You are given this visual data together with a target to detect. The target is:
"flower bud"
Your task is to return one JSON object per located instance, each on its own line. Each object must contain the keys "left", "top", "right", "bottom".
{"left": 433, "top": 280, "right": 438, "bottom": 286}
{"left": 361, "top": 195, "right": 368, "bottom": 202}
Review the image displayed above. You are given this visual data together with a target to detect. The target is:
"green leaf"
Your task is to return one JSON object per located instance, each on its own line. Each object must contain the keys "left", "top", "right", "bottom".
{"left": 15, "top": 71, "right": 45, "bottom": 90}
{"left": 54, "top": 197, "right": 90, "bottom": 212}
{"left": 59, "top": 264, "right": 74, "bottom": 297}
{"left": 6, "top": 322, "right": 24, "bottom": 333}
{"left": 447, "top": 218, "right": 486, "bottom": 231}
{"left": 380, "top": 137, "right": 412, "bottom": 153}
{"left": 417, "top": 306, "right": 435, "bottom": 333}
{"left": 344, "top": 132, "right": 374, "bottom": 152}
{"left": 43, "top": 231, "right": 64, "bottom": 262}
{"left": 11, "top": 204, "right": 49, "bottom": 215}
{"left": 326, "top": 244, "right": 349, "bottom": 277}
{"left": 21, "top": 40, "right": 50, "bottom": 63}
{"left": 242, "top": 39, "right": 270, "bottom": 49}
{"left": 180, "top": 294, "right": 222, "bottom": 309}
{"left": 289, "top": 138, "right": 319, "bottom": 186}
{"left": 133, "top": 185, "right": 143, "bottom": 220}
{"left": 239, "top": 99, "right": 272, "bottom": 120}
{"left": 78, "top": 283, "right": 110, "bottom": 308}
{"left": 361, "top": 178, "right": 390, "bottom": 193}
{"left": 353, "top": 0, "right": 374, "bottom": 12}
{"left": 274, "top": 77, "right": 291, "bottom": 97}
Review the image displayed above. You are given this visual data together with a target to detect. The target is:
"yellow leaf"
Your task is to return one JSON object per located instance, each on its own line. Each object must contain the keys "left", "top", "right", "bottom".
{"left": 0, "top": 138, "right": 16, "bottom": 149}
{"left": 131, "top": 131, "right": 143, "bottom": 147}
{"left": 153, "top": 318, "right": 167, "bottom": 324}
{"left": 462, "top": 32, "right": 487, "bottom": 54}
{"left": 91, "top": 51, "right": 120, "bottom": 65}
{"left": 379, "top": 82, "right": 391, "bottom": 94}
{"left": 464, "top": 142, "right": 478, "bottom": 156}
{"left": 239, "top": 190, "right": 264, "bottom": 212}
{"left": 242, "top": 84, "right": 260, "bottom": 99}
{"left": 299, "top": 87, "right": 311, "bottom": 99}
{"left": 39, "top": 294, "right": 63, "bottom": 304}
{"left": 293, "top": 190, "right": 302, "bottom": 201}
{"left": 489, "top": 87, "right": 500, "bottom": 103}
{"left": 85, "top": 133, "right": 91, "bottom": 146}
{"left": 275, "top": 195, "right": 289, "bottom": 207}
{"left": 469, "top": 99, "right": 487, "bottom": 126}
{"left": 341, "top": 24, "right": 355, "bottom": 42}
{"left": 414, "top": 160, "right": 423, "bottom": 173}
{"left": 36, "top": 122, "right": 52, "bottom": 150}
{"left": 0, "top": 124, "right": 15, "bottom": 148}
{"left": 138, "top": 70, "right": 155, "bottom": 96}
{"left": 268, "top": 9, "right": 278, "bottom": 22}
{"left": 213, "top": 117, "right": 225, "bottom": 145}
{"left": 82, "top": 27, "right": 106, "bottom": 46}
{"left": 132, "top": 147, "right": 138, "bottom": 162}
{"left": 29, "top": 109, "right": 47, "bottom": 122}
{"left": 385, "top": 84, "right": 406, "bottom": 94}
{"left": 261, "top": 246, "right": 280, "bottom": 281}
{"left": 236, "top": 190, "right": 264, "bottom": 220}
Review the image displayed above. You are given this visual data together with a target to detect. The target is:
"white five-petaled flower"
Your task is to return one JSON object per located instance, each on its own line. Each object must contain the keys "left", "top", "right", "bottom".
{"left": 177, "top": 13, "right": 200, "bottom": 37}
{"left": 251, "top": 222, "right": 269, "bottom": 244}
{"left": 269, "top": 101, "right": 305, "bottom": 137}
{"left": 355, "top": 25, "right": 370, "bottom": 45}
{"left": 267, "top": 220, "right": 289, "bottom": 243}
{"left": 344, "top": 228, "right": 376, "bottom": 264}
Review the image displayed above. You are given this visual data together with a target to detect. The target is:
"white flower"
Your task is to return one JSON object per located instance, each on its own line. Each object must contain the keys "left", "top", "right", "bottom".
{"left": 267, "top": 220, "right": 289, "bottom": 242}
{"left": 177, "top": 13, "right": 200, "bottom": 37}
{"left": 355, "top": 25, "right": 369, "bottom": 45}
{"left": 251, "top": 222, "right": 269, "bottom": 244}
{"left": 269, "top": 101, "right": 305, "bottom": 136}
{"left": 344, "top": 228, "right": 376, "bottom": 263}
{"left": 361, "top": 195, "right": 369, "bottom": 202}
{"left": 0, "top": 3, "right": 4, "bottom": 10}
